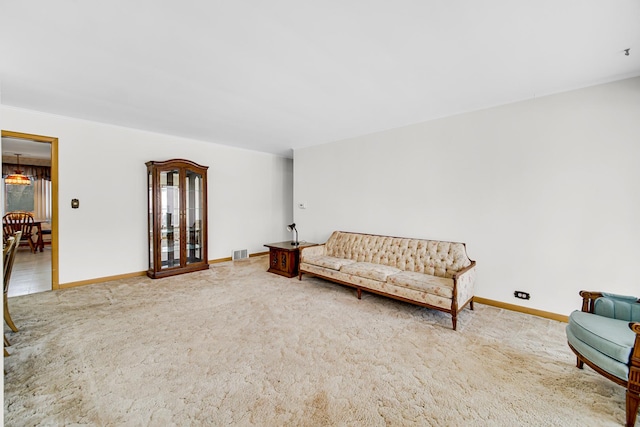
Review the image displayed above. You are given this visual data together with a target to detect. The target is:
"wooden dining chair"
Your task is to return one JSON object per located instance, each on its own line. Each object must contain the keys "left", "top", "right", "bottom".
{"left": 2, "top": 237, "right": 14, "bottom": 275}
{"left": 4, "top": 231, "right": 22, "bottom": 332}
{"left": 3, "top": 236, "right": 16, "bottom": 355}
{"left": 3, "top": 212, "right": 36, "bottom": 253}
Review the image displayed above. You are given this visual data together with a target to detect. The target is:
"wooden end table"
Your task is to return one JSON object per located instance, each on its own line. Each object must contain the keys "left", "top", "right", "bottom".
{"left": 264, "top": 241, "right": 316, "bottom": 278}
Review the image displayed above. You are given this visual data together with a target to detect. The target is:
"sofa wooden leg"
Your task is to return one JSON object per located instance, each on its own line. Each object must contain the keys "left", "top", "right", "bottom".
{"left": 626, "top": 389, "right": 639, "bottom": 427}
{"left": 470, "top": 300, "right": 474, "bottom": 310}
{"left": 357, "top": 288, "right": 362, "bottom": 300}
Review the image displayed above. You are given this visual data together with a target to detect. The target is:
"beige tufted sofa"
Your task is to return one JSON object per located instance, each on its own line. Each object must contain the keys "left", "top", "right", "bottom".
{"left": 299, "top": 231, "right": 477, "bottom": 330}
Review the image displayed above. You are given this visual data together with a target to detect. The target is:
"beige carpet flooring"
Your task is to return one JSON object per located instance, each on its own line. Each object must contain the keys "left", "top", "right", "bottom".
{"left": 3, "top": 256, "right": 632, "bottom": 426}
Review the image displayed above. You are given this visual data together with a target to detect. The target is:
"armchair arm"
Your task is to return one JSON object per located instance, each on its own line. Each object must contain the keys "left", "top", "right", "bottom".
{"left": 579, "top": 291, "right": 604, "bottom": 313}
{"left": 300, "top": 244, "right": 325, "bottom": 261}
{"left": 630, "top": 323, "right": 640, "bottom": 402}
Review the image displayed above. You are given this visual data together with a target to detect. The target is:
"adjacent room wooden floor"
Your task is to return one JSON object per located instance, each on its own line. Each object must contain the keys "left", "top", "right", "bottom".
{"left": 7, "top": 246, "right": 51, "bottom": 297}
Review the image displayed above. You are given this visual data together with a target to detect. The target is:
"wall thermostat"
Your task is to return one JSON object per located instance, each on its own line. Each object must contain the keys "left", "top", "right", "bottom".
{"left": 71, "top": 199, "right": 79, "bottom": 209}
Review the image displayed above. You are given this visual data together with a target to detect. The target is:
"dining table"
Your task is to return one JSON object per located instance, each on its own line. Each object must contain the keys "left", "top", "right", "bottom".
{"left": 32, "top": 219, "right": 49, "bottom": 252}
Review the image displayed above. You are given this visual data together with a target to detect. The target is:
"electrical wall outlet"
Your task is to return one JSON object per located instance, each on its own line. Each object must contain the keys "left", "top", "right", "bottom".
{"left": 514, "top": 291, "right": 531, "bottom": 300}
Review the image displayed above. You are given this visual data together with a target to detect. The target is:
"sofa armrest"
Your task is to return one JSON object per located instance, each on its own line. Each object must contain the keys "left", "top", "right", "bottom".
{"left": 452, "top": 260, "right": 476, "bottom": 279}
{"left": 453, "top": 262, "right": 476, "bottom": 308}
{"left": 300, "top": 244, "right": 325, "bottom": 261}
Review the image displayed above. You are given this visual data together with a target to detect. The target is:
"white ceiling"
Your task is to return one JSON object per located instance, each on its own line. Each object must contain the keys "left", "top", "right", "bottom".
{"left": 1, "top": 1, "right": 639, "bottom": 158}
{"left": 2, "top": 137, "right": 51, "bottom": 160}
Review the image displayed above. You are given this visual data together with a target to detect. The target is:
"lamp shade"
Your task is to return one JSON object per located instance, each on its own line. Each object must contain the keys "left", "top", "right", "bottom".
{"left": 5, "top": 173, "right": 31, "bottom": 185}
{"left": 286, "top": 223, "right": 299, "bottom": 246}
{"left": 5, "top": 154, "right": 31, "bottom": 185}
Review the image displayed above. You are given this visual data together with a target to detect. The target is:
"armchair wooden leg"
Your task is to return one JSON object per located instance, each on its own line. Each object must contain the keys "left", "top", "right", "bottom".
{"left": 626, "top": 389, "right": 639, "bottom": 427}
{"left": 577, "top": 357, "right": 584, "bottom": 369}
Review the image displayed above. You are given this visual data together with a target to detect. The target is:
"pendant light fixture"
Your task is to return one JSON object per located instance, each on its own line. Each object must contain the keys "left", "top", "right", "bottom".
{"left": 5, "top": 154, "right": 31, "bottom": 185}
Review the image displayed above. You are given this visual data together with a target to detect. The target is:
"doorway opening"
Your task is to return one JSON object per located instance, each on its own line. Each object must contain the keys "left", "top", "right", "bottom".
{"left": 2, "top": 130, "right": 59, "bottom": 293}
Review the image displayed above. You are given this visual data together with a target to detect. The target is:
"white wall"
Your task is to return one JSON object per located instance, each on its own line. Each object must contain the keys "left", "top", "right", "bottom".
{"left": 294, "top": 77, "right": 640, "bottom": 316}
{"left": 1, "top": 106, "right": 293, "bottom": 284}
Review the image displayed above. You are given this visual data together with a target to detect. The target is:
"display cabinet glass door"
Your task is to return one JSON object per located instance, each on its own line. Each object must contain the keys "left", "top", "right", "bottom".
{"left": 185, "top": 169, "right": 204, "bottom": 265}
{"left": 160, "top": 169, "right": 181, "bottom": 269}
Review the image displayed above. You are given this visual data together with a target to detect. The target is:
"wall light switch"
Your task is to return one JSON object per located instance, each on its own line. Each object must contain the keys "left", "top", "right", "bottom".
{"left": 71, "top": 198, "right": 79, "bottom": 209}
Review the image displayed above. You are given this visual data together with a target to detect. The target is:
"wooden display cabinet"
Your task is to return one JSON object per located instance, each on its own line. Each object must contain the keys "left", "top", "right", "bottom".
{"left": 147, "top": 159, "right": 209, "bottom": 278}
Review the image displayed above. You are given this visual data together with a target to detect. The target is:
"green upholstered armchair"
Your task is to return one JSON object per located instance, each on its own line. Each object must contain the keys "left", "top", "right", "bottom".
{"left": 566, "top": 291, "right": 640, "bottom": 427}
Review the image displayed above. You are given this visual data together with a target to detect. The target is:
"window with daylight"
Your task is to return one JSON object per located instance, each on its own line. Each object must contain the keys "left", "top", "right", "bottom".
{"left": 5, "top": 180, "right": 35, "bottom": 212}
{"left": 3, "top": 165, "right": 52, "bottom": 221}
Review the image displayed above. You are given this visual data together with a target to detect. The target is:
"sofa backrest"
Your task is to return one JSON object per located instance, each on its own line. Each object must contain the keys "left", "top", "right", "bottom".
{"left": 324, "top": 231, "right": 472, "bottom": 278}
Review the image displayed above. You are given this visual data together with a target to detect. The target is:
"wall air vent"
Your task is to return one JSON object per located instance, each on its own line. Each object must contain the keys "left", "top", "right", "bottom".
{"left": 232, "top": 249, "right": 249, "bottom": 261}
